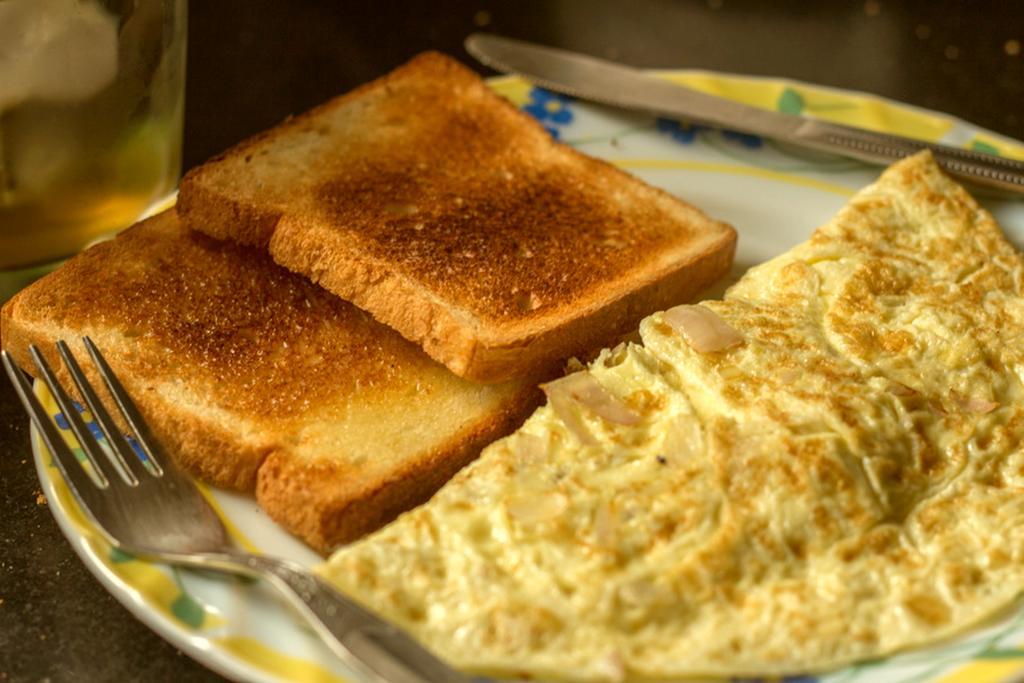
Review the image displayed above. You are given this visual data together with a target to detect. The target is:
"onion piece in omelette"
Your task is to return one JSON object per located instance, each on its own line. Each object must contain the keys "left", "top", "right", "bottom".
{"left": 318, "top": 151, "right": 1024, "bottom": 681}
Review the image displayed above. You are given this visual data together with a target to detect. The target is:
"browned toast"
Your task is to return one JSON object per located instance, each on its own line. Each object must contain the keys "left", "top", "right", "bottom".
{"left": 0, "top": 211, "right": 541, "bottom": 552}
{"left": 177, "top": 52, "right": 736, "bottom": 382}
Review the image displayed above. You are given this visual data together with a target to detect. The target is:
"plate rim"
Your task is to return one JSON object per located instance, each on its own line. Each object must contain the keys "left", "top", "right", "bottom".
{"left": 25, "top": 68, "right": 1024, "bottom": 683}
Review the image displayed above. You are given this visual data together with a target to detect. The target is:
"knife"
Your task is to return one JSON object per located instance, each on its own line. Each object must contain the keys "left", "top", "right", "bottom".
{"left": 465, "top": 33, "right": 1024, "bottom": 195}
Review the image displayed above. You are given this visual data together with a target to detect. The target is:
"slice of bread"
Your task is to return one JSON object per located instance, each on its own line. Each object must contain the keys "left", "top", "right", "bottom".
{"left": 0, "top": 211, "right": 541, "bottom": 553}
{"left": 177, "top": 51, "right": 736, "bottom": 383}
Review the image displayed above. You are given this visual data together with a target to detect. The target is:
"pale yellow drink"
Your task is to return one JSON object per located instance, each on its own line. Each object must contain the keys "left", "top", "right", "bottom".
{"left": 0, "top": 0, "right": 186, "bottom": 289}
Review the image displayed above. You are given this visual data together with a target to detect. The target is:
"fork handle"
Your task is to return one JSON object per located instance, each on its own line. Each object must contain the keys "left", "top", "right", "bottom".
{"left": 165, "top": 551, "right": 469, "bottom": 683}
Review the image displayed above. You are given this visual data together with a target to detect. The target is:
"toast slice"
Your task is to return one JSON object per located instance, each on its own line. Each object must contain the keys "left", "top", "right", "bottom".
{"left": 177, "top": 51, "right": 736, "bottom": 383}
{"left": 0, "top": 211, "right": 541, "bottom": 552}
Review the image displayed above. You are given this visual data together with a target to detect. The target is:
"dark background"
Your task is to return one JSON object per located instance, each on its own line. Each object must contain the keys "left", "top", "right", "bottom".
{"left": 2, "top": 1, "right": 1022, "bottom": 680}
{"left": 182, "top": 0, "right": 1024, "bottom": 171}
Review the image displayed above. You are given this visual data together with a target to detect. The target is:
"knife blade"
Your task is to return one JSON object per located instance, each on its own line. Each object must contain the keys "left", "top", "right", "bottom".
{"left": 465, "top": 33, "right": 1024, "bottom": 195}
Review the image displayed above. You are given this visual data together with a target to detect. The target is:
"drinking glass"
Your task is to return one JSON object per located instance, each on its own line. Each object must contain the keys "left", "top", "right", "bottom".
{"left": 0, "top": 0, "right": 187, "bottom": 300}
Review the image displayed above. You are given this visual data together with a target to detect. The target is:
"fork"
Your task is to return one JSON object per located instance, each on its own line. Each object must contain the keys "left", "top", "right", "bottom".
{"left": 2, "top": 338, "right": 470, "bottom": 683}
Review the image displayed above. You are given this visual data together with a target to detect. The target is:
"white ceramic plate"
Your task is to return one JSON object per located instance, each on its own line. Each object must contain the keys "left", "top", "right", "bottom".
{"left": 31, "top": 72, "right": 1024, "bottom": 683}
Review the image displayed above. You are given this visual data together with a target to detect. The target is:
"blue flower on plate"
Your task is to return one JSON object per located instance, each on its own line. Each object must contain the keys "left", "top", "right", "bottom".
{"left": 723, "top": 129, "right": 764, "bottom": 149}
{"left": 657, "top": 118, "right": 703, "bottom": 143}
{"left": 657, "top": 118, "right": 764, "bottom": 149}
{"left": 523, "top": 87, "right": 574, "bottom": 138}
{"left": 52, "top": 398, "right": 151, "bottom": 465}
{"left": 54, "top": 400, "right": 104, "bottom": 443}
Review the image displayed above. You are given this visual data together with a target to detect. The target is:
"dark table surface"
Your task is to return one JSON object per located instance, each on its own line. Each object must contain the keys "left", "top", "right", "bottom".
{"left": 2, "top": 1, "right": 1023, "bottom": 681}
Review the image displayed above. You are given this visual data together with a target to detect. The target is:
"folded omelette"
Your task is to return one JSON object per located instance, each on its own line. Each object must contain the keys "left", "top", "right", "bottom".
{"left": 318, "top": 152, "right": 1024, "bottom": 680}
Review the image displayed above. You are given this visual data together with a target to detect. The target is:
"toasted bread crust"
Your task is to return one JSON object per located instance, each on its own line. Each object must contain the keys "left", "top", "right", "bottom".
{"left": 267, "top": 221, "right": 482, "bottom": 376}
{"left": 177, "top": 176, "right": 282, "bottom": 248}
{"left": 270, "top": 215, "right": 736, "bottom": 380}
{"left": 179, "top": 51, "right": 737, "bottom": 382}
{"left": 1, "top": 211, "right": 543, "bottom": 550}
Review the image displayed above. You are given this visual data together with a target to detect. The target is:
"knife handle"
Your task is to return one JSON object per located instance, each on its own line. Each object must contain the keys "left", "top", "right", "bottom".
{"left": 796, "top": 119, "right": 1024, "bottom": 194}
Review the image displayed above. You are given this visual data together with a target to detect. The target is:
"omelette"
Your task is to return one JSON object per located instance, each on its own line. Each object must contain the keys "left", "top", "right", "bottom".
{"left": 318, "top": 152, "right": 1024, "bottom": 680}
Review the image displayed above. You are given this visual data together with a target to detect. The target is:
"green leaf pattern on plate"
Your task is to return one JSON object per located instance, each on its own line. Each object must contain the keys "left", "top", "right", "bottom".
{"left": 971, "top": 139, "right": 1001, "bottom": 155}
{"left": 109, "top": 547, "right": 135, "bottom": 563}
{"left": 778, "top": 87, "right": 805, "bottom": 115}
{"left": 171, "top": 592, "right": 207, "bottom": 629}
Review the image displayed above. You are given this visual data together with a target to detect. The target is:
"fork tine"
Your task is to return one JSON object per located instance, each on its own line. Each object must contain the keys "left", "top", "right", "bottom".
{"left": 81, "top": 337, "right": 168, "bottom": 478}
{"left": 27, "top": 346, "right": 110, "bottom": 489}
{"left": 2, "top": 350, "right": 107, "bottom": 497}
{"left": 55, "top": 340, "right": 143, "bottom": 486}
